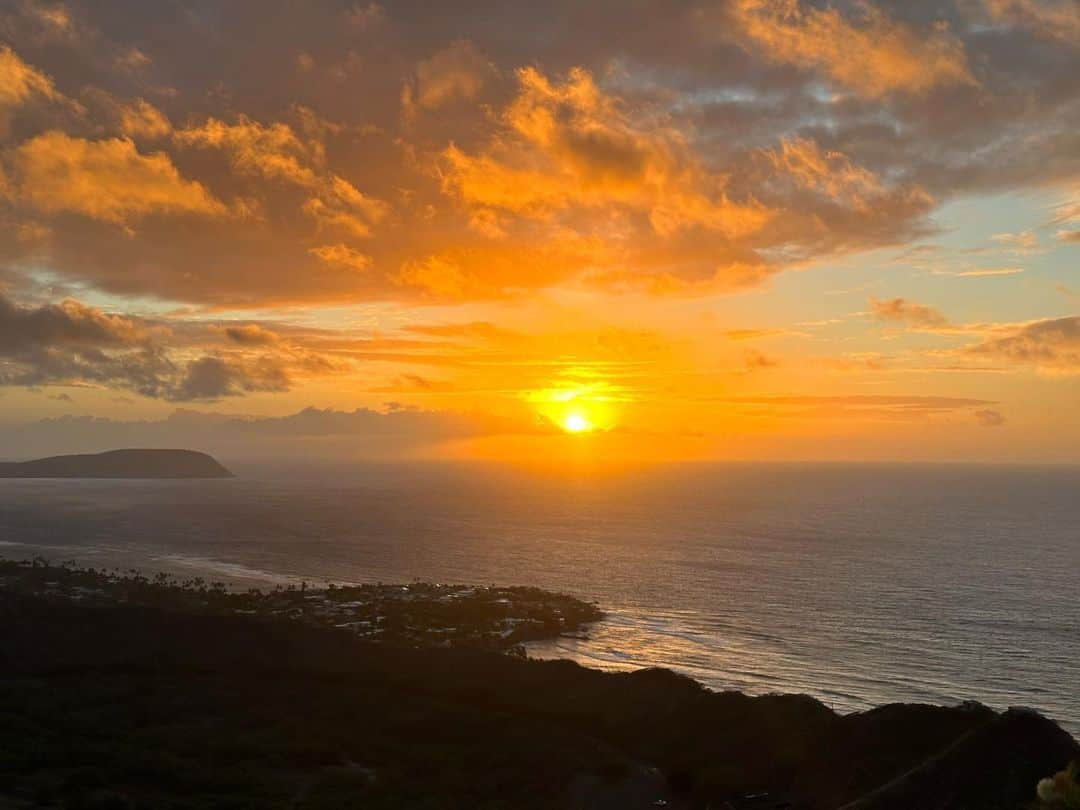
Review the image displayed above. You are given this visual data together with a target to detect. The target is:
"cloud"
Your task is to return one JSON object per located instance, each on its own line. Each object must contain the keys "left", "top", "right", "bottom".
{"left": 344, "top": 3, "right": 385, "bottom": 30}
{"left": 0, "top": 0, "right": 1067, "bottom": 311}
{"left": 869, "top": 296, "right": 949, "bottom": 328}
{"left": 743, "top": 348, "right": 779, "bottom": 370}
{"left": 991, "top": 230, "right": 1040, "bottom": 253}
{"left": 762, "top": 137, "right": 883, "bottom": 208}
{"left": 0, "top": 44, "right": 82, "bottom": 138}
{"left": 403, "top": 321, "right": 517, "bottom": 341}
{"left": 171, "top": 355, "right": 290, "bottom": 400}
{"left": 934, "top": 267, "right": 1024, "bottom": 277}
{"left": 428, "top": 66, "right": 820, "bottom": 295}
{"left": 6, "top": 131, "right": 225, "bottom": 225}
{"left": 117, "top": 98, "right": 171, "bottom": 140}
{"left": 308, "top": 243, "right": 372, "bottom": 272}
{"left": 302, "top": 175, "right": 388, "bottom": 238}
{"left": 0, "top": 291, "right": 346, "bottom": 399}
{"left": 442, "top": 66, "right": 770, "bottom": 238}
{"left": 824, "top": 353, "right": 890, "bottom": 373}
{"left": 978, "top": 0, "right": 1080, "bottom": 46}
{"left": 402, "top": 40, "right": 496, "bottom": 117}
{"left": 174, "top": 113, "right": 389, "bottom": 239}
{"left": 0, "top": 405, "right": 517, "bottom": 461}
{"left": 0, "top": 292, "right": 147, "bottom": 351}
{"left": 0, "top": 44, "right": 59, "bottom": 112}
{"left": 222, "top": 324, "right": 280, "bottom": 346}
{"left": 729, "top": 0, "right": 976, "bottom": 98}
{"left": 716, "top": 394, "right": 997, "bottom": 421}
{"left": 174, "top": 115, "right": 323, "bottom": 186}
{"left": 748, "top": 137, "right": 934, "bottom": 253}
{"left": 722, "top": 328, "right": 789, "bottom": 341}
{"left": 974, "top": 408, "right": 1006, "bottom": 427}
{"left": 964, "top": 316, "right": 1080, "bottom": 372}
{"left": 22, "top": 2, "right": 74, "bottom": 36}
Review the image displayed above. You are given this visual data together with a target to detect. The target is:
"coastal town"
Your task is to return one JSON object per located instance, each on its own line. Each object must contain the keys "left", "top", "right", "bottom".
{"left": 0, "top": 557, "right": 603, "bottom": 653}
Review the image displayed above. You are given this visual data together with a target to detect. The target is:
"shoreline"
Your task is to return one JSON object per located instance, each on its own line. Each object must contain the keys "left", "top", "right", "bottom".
{"left": 0, "top": 556, "right": 603, "bottom": 654}
{"left": 5, "top": 551, "right": 1078, "bottom": 738}
{"left": 2, "top": 568, "right": 1077, "bottom": 809}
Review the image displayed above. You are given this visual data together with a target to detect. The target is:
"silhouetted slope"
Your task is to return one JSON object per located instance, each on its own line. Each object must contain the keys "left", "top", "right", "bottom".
{"left": 1, "top": 590, "right": 1074, "bottom": 809}
{"left": 841, "top": 708, "right": 1079, "bottom": 810}
{"left": 0, "top": 448, "right": 232, "bottom": 478}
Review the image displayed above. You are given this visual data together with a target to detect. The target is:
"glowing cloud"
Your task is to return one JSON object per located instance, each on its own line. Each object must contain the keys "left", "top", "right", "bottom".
{"left": 730, "top": 0, "right": 977, "bottom": 97}
{"left": 8, "top": 131, "right": 225, "bottom": 225}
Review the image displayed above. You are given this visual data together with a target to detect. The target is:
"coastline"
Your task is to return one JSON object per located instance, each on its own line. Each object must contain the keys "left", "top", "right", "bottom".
{"left": 2, "top": 465, "right": 1076, "bottom": 739}
{"left": 1, "top": 557, "right": 1078, "bottom": 808}
{"left": 0, "top": 557, "right": 603, "bottom": 654}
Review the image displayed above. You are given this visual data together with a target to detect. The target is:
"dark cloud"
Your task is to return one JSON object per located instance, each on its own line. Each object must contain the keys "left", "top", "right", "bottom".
{"left": 0, "top": 291, "right": 146, "bottom": 350}
{"left": 974, "top": 408, "right": 1006, "bottom": 427}
{"left": 171, "top": 355, "right": 290, "bottom": 400}
{"left": 222, "top": 324, "right": 280, "bottom": 345}
{"left": 965, "top": 316, "right": 1080, "bottom": 371}
{"left": 0, "top": 291, "right": 345, "bottom": 399}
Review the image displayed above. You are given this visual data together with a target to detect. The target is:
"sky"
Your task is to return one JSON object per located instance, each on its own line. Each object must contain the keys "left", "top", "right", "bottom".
{"left": 0, "top": 0, "right": 1077, "bottom": 464}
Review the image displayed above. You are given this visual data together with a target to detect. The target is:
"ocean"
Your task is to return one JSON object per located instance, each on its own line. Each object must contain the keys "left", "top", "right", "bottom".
{"left": 1, "top": 462, "right": 1077, "bottom": 734}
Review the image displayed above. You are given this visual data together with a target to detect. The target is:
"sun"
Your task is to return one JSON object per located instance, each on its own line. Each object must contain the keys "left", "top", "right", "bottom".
{"left": 562, "top": 412, "right": 593, "bottom": 434}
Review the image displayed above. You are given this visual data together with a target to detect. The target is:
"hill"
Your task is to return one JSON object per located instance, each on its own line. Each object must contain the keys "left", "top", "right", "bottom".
{"left": 0, "top": 449, "right": 233, "bottom": 479}
{"left": 0, "top": 567, "right": 1075, "bottom": 808}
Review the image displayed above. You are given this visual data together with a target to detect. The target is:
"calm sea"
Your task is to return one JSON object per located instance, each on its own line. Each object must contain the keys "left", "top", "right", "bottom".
{"left": 1, "top": 462, "right": 1077, "bottom": 734}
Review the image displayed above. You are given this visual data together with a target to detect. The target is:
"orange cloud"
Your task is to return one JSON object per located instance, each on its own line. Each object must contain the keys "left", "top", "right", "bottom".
{"left": 7, "top": 131, "right": 225, "bottom": 225}
{"left": 397, "top": 253, "right": 483, "bottom": 300}
{"left": 0, "top": 45, "right": 73, "bottom": 132}
{"left": 763, "top": 137, "right": 883, "bottom": 208}
{"left": 0, "top": 44, "right": 55, "bottom": 104}
{"left": 302, "top": 175, "right": 389, "bottom": 238}
{"left": 118, "top": 99, "right": 171, "bottom": 140}
{"left": 175, "top": 113, "right": 388, "bottom": 239}
{"left": 309, "top": 243, "right": 373, "bottom": 272}
{"left": 730, "top": 0, "right": 977, "bottom": 97}
{"left": 174, "top": 115, "right": 323, "bottom": 186}
{"left": 718, "top": 395, "right": 997, "bottom": 421}
{"left": 931, "top": 267, "right": 1025, "bottom": 277}
{"left": 402, "top": 40, "right": 496, "bottom": 117}
{"left": 441, "top": 66, "right": 771, "bottom": 238}
{"left": 979, "top": 0, "right": 1080, "bottom": 45}
{"left": 869, "top": 296, "right": 949, "bottom": 328}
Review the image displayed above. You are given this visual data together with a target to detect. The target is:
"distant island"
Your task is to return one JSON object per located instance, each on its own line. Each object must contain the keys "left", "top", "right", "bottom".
{"left": 0, "top": 557, "right": 1076, "bottom": 809}
{"left": 0, "top": 449, "right": 233, "bottom": 479}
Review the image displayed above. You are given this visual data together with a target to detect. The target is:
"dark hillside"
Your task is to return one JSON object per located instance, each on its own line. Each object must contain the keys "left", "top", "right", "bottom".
{"left": 1, "top": 590, "right": 1075, "bottom": 809}
{"left": 0, "top": 449, "right": 232, "bottom": 479}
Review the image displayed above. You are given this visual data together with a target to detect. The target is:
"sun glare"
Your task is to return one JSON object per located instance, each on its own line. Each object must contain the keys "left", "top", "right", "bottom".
{"left": 562, "top": 412, "right": 592, "bottom": 434}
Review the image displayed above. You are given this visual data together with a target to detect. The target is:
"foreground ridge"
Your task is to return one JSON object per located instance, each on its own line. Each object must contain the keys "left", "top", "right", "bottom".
{"left": 0, "top": 560, "right": 1076, "bottom": 809}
